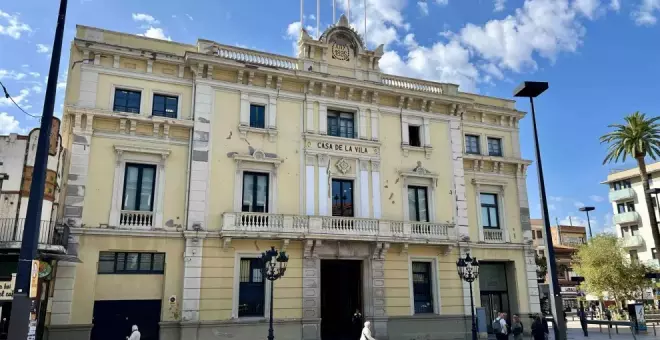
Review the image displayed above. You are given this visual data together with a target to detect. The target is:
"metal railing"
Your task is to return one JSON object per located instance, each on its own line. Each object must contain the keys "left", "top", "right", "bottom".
{"left": 0, "top": 218, "right": 68, "bottom": 248}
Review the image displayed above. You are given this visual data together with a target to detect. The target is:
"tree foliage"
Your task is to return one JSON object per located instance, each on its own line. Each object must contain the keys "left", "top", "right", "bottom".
{"left": 573, "top": 234, "right": 654, "bottom": 304}
{"left": 536, "top": 254, "right": 548, "bottom": 280}
{"left": 600, "top": 112, "right": 660, "bottom": 163}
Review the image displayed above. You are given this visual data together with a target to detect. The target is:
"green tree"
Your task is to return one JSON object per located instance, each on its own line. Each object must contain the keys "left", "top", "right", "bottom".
{"left": 536, "top": 254, "right": 548, "bottom": 281}
{"left": 601, "top": 112, "right": 660, "bottom": 254}
{"left": 573, "top": 234, "right": 653, "bottom": 306}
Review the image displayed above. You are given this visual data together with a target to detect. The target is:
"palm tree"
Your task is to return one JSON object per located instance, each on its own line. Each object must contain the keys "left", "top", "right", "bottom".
{"left": 601, "top": 112, "right": 660, "bottom": 256}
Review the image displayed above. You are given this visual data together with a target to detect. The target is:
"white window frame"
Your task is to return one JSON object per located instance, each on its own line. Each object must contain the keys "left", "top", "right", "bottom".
{"left": 400, "top": 166, "right": 438, "bottom": 223}
{"left": 109, "top": 145, "right": 170, "bottom": 230}
{"left": 232, "top": 150, "right": 281, "bottom": 213}
{"left": 150, "top": 89, "right": 183, "bottom": 120}
{"left": 239, "top": 92, "right": 278, "bottom": 141}
{"left": 401, "top": 115, "right": 432, "bottom": 158}
{"left": 464, "top": 134, "right": 481, "bottom": 155}
{"left": 110, "top": 84, "right": 145, "bottom": 115}
{"left": 408, "top": 256, "right": 441, "bottom": 315}
{"left": 326, "top": 107, "right": 359, "bottom": 139}
{"left": 232, "top": 251, "right": 272, "bottom": 319}
{"left": 473, "top": 179, "right": 510, "bottom": 242}
{"left": 486, "top": 135, "right": 504, "bottom": 157}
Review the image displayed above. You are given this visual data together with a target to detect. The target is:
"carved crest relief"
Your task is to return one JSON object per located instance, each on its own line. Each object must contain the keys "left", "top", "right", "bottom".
{"left": 332, "top": 43, "right": 350, "bottom": 61}
{"left": 336, "top": 158, "right": 351, "bottom": 174}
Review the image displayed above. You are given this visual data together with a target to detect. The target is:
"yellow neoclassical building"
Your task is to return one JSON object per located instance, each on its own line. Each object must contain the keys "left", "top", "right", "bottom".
{"left": 50, "top": 17, "right": 539, "bottom": 340}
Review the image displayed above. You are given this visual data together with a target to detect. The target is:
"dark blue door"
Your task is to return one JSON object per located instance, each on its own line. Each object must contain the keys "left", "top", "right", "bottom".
{"left": 91, "top": 300, "right": 161, "bottom": 340}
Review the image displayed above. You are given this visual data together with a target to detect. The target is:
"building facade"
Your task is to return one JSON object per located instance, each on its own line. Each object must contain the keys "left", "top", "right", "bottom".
{"left": 604, "top": 161, "right": 660, "bottom": 265}
{"left": 50, "top": 19, "right": 539, "bottom": 340}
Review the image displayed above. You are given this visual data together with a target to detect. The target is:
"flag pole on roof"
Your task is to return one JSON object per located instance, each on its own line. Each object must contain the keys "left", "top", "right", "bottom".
{"left": 333, "top": 0, "right": 336, "bottom": 23}
{"left": 364, "top": 0, "right": 367, "bottom": 45}
{"left": 348, "top": 0, "right": 351, "bottom": 24}
{"left": 317, "top": 0, "right": 320, "bottom": 39}
{"left": 300, "top": 0, "right": 304, "bottom": 29}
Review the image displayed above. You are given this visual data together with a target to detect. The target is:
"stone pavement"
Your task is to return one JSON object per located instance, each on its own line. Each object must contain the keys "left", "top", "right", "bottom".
{"left": 545, "top": 320, "right": 660, "bottom": 340}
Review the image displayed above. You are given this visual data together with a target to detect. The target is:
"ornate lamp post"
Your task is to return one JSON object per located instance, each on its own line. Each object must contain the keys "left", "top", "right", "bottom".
{"left": 261, "top": 246, "right": 289, "bottom": 340}
{"left": 456, "top": 252, "right": 480, "bottom": 340}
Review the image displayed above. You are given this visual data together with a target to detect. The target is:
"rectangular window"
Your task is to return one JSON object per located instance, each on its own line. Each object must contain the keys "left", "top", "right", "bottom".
{"left": 408, "top": 186, "right": 429, "bottom": 222}
{"left": 242, "top": 172, "right": 269, "bottom": 213}
{"left": 631, "top": 225, "right": 639, "bottom": 236}
{"left": 238, "top": 258, "right": 265, "bottom": 317}
{"left": 327, "top": 111, "right": 355, "bottom": 138}
{"left": 487, "top": 137, "right": 503, "bottom": 156}
{"left": 613, "top": 180, "right": 632, "bottom": 190}
{"left": 653, "top": 248, "right": 657, "bottom": 260}
{"left": 617, "top": 203, "right": 626, "bottom": 214}
{"left": 536, "top": 230, "right": 543, "bottom": 239}
{"left": 152, "top": 94, "right": 178, "bottom": 118}
{"left": 532, "top": 232, "right": 536, "bottom": 240}
{"left": 122, "top": 163, "right": 156, "bottom": 212}
{"left": 113, "top": 89, "right": 141, "bottom": 113}
{"left": 412, "top": 261, "right": 434, "bottom": 314}
{"left": 97, "top": 252, "right": 165, "bottom": 274}
{"left": 630, "top": 250, "right": 639, "bottom": 262}
{"left": 408, "top": 125, "right": 422, "bottom": 147}
{"left": 465, "top": 135, "right": 480, "bottom": 154}
{"left": 332, "top": 179, "right": 354, "bottom": 217}
{"left": 621, "top": 226, "right": 629, "bottom": 237}
{"left": 626, "top": 201, "right": 635, "bottom": 212}
{"left": 249, "top": 104, "right": 266, "bottom": 129}
{"left": 480, "top": 193, "right": 500, "bottom": 229}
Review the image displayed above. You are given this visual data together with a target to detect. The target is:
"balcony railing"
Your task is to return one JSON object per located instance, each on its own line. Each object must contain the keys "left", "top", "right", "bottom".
{"left": 613, "top": 211, "right": 641, "bottom": 225}
{"left": 119, "top": 210, "right": 154, "bottom": 228}
{"left": 621, "top": 235, "right": 645, "bottom": 249}
{"left": 609, "top": 188, "right": 636, "bottom": 202}
{"left": 484, "top": 229, "right": 505, "bottom": 243}
{"left": 0, "top": 218, "right": 69, "bottom": 250}
{"left": 222, "top": 212, "right": 456, "bottom": 243}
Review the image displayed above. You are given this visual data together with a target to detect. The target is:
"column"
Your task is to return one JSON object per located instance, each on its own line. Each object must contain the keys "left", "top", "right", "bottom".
{"left": 370, "top": 257, "right": 388, "bottom": 338}
{"left": 63, "top": 113, "right": 93, "bottom": 227}
{"left": 268, "top": 95, "right": 277, "bottom": 129}
{"left": 423, "top": 117, "right": 431, "bottom": 147}
{"left": 359, "top": 107, "right": 368, "bottom": 139}
{"left": 239, "top": 91, "right": 249, "bottom": 126}
{"left": 401, "top": 116, "right": 409, "bottom": 145}
{"left": 154, "top": 157, "right": 167, "bottom": 229}
{"left": 306, "top": 101, "right": 315, "bottom": 133}
{"left": 306, "top": 155, "right": 316, "bottom": 215}
{"left": 359, "top": 160, "right": 370, "bottom": 218}
{"left": 50, "top": 234, "right": 80, "bottom": 326}
{"left": 449, "top": 120, "right": 469, "bottom": 239}
{"left": 188, "top": 83, "right": 213, "bottom": 230}
{"left": 370, "top": 110, "right": 379, "bottom": 141}
{"left": 318, "top": 103, "right": 327, "bottom": 135}
{"left": 181, "top": 233, "right": 204, "bottom": 340}
{"left": 318, "top": 154, "right": 329, "bottom": 216}
{"left": 517, "top": 164, "right": 540, "bottom": 313}
{"left": 371, "top": 161, "right": 381, "bottom": 218}
{"left": 524, "top": 247, "right": 542, "bottom": 314}
{"left": 302, "top": 250, "right": 321, "bottom": 340}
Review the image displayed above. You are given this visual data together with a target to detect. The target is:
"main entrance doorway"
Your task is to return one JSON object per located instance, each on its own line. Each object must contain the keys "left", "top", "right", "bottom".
{"left": 479, "top": 263, "right": 510, "bottom": 333}
{"left": 91, "top": 300, "right": 161, "bottom": 340}
{"left": 320, "top": 260, "right": 362, "bottom": 340}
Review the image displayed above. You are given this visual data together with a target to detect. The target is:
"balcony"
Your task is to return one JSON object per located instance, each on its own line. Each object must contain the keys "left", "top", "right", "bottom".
{"left": 0, "top": 218, "right": 69, "bottom": 253}
{"left": 613, "top": 211, "right": 641, "bottom": 225}
{"left": 484, "top": 229, "right": 505, "bottom": 243}
{"left": 609, "top": 188, "right": 636, "bottom": 202}
{"left": 621, "top": 235, "right": 645, "bottom": 249}
{"left": 221, "top": 212, "right": 457, "bottom": 244}
{"left": 120, "top": 210, "right": 154, "bottom": 228}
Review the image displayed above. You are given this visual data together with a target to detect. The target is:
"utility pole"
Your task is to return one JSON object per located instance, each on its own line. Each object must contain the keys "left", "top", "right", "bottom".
{"left": 7, "top": 0, "right": 68, "bottom": 338}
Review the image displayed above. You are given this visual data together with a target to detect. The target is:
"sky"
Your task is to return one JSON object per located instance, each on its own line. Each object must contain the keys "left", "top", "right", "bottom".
{"left": 1, "top": 0, "right": 659, "bottom": 234}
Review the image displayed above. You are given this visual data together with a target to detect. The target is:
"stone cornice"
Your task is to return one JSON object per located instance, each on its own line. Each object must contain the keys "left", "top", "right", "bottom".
{"left": 463, "top": 153, "right": 532, "bottom": 166}
{"left": 65, "top": 105, "right": 194, "bottom": 128}
{"left": 74, "top": 38, "right": 187, "bottom": 65}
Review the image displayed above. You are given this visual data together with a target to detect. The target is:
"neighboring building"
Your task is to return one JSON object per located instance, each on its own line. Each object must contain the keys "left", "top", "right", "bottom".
{"left": 603, "top": 161, "right": 660, "bottom": 265}
{"left": 0, "top": 121, "right": 70, "bottom": 338}
{"left": 531, "top": 219, "right": 586, "bottom": 311}
{"left": 49, "top": 19, "right": 539, "bottom": 340}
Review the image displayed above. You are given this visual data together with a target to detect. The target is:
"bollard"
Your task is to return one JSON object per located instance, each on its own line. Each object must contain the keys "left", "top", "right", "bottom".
{"left": 608, "top": 322, "right": 612, "bottom": 339}
{"left": 654, "top": 322, "right": 656, "bottom": 336}
{"left": 615, "top": 324, "right": 619, "bottom": 334}
{"left": 599, "top": 323, "right": 602, "bottom": 333}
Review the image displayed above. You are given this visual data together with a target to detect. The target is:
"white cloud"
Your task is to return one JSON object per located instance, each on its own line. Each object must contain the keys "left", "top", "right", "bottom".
{"left": 633, "top": 0, "right": 660, "bottom": 26}
{"left": 31, "top": 85, "right": 42, "bottom": 93}
{"left": 340, "top": 0, "right": 407, "bottom": 47}
{"left": 574, "top": 201, "right": 585, "bottom": 208}
{"left": 418, "top": 1, "right": 430, "bottom": 15}
{"left": 435, "top": 0, "right": 449, "bottom": 4}
{"left": 36, "top": 44, "right": 50, "bottom": 54}
{"left": 548, "top": 204, "right": 557, "bottom": 211}
{"left": 600, "top": 213, "right": 615, "bottom": 234}
{"left": 494, "top": 0, "right": 506, "bottom": 11}
{"left": 186, "top": 14, "right": 193, "bottom": 21}
{"left": 0, "top": 70, "right": 26, "bottom": 80}
{"left": 0, "top": 88, "right": 30, "bottom": 107}
{"left": 0, "top": 10, "right": 31, "bottom": 39}
{"left": 574, "top": 0, "right": 601, "bottom": 18}
{"left": 285, "top": 21, "right": 318, "bottom": 55}
{"left": 132, "top": 13, "right": 159, "bottom": 25}
{"left": 139, "top": 27, "right": 171, "bottom": 41}
{"left": 589, "top": 195, "right": 604, "bottom": 202}
{"left": 0, "top": 112, "right": 23, "bottom": 134}
{"left": 548, "top": 196, "right": 564, "bottom": 202}
{"left": 609, "top": 0, "right": 620, "bottom": 11}
{"left": 57, "top": 82, "right": 66, "bottom": 90}
{"left": 29, "top": 72, "right": 39, "bottom": 78}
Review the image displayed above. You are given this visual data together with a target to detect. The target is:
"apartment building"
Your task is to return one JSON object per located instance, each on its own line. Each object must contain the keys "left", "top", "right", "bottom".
{"left": 49, "top": 18, "right": 539, "bottom": 340}
{"left": 603, "top": 161, "right": 660, "bottom": 264}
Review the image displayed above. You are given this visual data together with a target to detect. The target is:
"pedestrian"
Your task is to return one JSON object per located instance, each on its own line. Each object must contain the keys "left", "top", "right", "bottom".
{"left": 511, "top": 314, "right": 524, "bottom": 340}
{"left": 492, "top": 312, "right": 508, "bottom": 340}
{"left": 541, "top": 315, "right": 549, "bottom": 340}
{"left": 604, "top": 308, "right": 612, "bottom": 328}
{"left": 126, "top": 325, "right": 140, "bottom": 340}
{"left": 578, "top": 308, "right": 589, "bottom": 336}
{"left": 352, "top": 309, "right": 363, "bottom": 339}
{"left": 360, "top": 321, "right": 377, "bottom": 340}
{"left": 531, "top": 315, "right": 545, "bottom": 340}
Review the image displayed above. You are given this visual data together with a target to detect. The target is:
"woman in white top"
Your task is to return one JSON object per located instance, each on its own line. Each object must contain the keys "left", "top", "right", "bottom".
{"left": 360, "top": 321, "right": 377, "bottom": 340}
{"left": 126, "top": 325, "right": 141, "bottom": 340}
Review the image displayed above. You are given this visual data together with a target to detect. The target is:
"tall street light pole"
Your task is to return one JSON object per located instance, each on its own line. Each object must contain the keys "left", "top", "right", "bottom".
{"left": 514, "top": 81, "right": 566, "bottom": 340}
{"left": 579, "top": 206, "right": 595, "bottom": 239}
{"left": 7, "top": 0, "right": 68, "bottom": 339}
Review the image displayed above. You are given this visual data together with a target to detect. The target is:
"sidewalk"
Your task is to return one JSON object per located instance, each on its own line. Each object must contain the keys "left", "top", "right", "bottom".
{"left": 545, "top": 320, "right": 660, "bottom": 340}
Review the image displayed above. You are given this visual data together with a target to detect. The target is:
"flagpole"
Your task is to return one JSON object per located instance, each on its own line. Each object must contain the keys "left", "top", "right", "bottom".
{"left": 301, "top": 0, "right": 304, "bottom": 27}
{"left": 364, "top": 0, "right": 367, "bottom": 43}
{"left": 333, "top": 0, "right": 336, "bottom": 23}
{"left": 348, "top": 0, "right": 351, "bottom": 24}
{"left": 317, "top": 0, "right": 320, "bottom": 39}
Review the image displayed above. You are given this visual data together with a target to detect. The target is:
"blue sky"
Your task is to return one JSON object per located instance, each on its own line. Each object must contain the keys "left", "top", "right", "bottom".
{"left": 1, "top": 0, "right": 659, "bottom": 232}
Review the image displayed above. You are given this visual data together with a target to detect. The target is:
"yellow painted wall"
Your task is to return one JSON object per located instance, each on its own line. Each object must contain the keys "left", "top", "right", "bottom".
{"left": 463, "top": 125, "right": 516, "bottom": 159}
{"left": 82, "top": 136, "right": 188, "bottom": 228}
{"left": 470, "top": 247, "right": 530, "bottom": 312}
{"left": 70, "top": 235, "right": 184, "bottom": 323}
{"left": 200, "top": 239, "right": 303, "bottom": 320}
{"left": 77, "top": 26, "right": 196, "bottom": 56}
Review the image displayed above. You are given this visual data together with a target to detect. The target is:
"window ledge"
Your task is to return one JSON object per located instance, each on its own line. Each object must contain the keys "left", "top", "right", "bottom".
{"left": 402, "top": 144, "right": 432, "bottom": 159}
{"left": 238, "top": 125, "right": 278, "bottom": 142}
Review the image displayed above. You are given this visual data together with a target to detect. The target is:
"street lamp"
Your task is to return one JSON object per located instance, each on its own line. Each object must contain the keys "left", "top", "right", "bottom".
{"left": 514, "top": 81, "right": 567, "bottom": 340}
{"left": 578, "top": 206, "right": 595, "bottom": 239}
{"left": 261, "top": 246, "right": 289, "bottom": 340}
{"left": 456, "top": 252, "right": 480, "bottom": 340}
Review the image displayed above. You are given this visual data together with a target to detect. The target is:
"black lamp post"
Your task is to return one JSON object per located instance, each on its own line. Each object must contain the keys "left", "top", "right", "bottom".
{"left": 514, "top": 81, "right": 566, "bottom": 340}
{"left": 261, "top": 246, "right": 289, "bottom": 340}
{"left": 456, "top": 252, "right": 480, "bottom": 340}
{"left": 579, "top": 206, "right": 595, "bottom": 239}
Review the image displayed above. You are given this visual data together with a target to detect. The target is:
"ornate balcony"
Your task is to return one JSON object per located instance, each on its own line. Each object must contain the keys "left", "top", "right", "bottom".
{"left": 609, "top": 188, "right": 636, "bottom": 202}
{"left": 484, "top": 229, "right": 505, "bottom": 243}
{"left": 621, "top": 235, "right": 645, "bottom": 249}
{"left": 221, "top": 212, "right": 456, "bottom": 244}
{"left": 0, "top": 218, "right": 69, "bottom": 253}
{"left": 119, "top": 210, "right": 154, "bottom": 228}
{"left": 613, "top": 211, "right": 641, "bottom": 225}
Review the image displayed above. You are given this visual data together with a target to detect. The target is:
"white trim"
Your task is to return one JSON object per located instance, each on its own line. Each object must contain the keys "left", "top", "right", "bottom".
{"left": 408, "top": 256, "right": 441, "bottom": 315}
{"left": 233, "top": 161, "right": 279, "bottom": 213}
{"left": 110, "top": 84, "right": 147, "bottom": 115}
{"left": 476, "top": 186, "right": 508, "bottom": 242}
{"left": 93, "top": 131, "right": 189, "bottom": 146}
{"left": 484, "top": 135, "right": 504, "bottom": 157}
{"left": 232, "top": 252, "right": 272, "bottom": 319}
{"left": 150, "top": 89, "right": 184, "bottom": 120}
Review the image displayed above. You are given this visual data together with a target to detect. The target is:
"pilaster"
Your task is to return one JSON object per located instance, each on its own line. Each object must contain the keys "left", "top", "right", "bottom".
{"left": 450, "top": 121, "right": 468, "bottom": 239}
{"left": 181, "top": 233, "right": 206, "bottom": 325}
{"left": 370, "top": 110, "right": 379, "bottom": 141}
{"left": 359, "top": 160, "right": 370, "bottom": 218}
{"left": 63, "top": 113, "right": 93, "bottom": 227}
{"left": 318, "top": 154, "right": 329, "bottom": 216}
{"left": 302, "top": 243, "right": 321, "bottom": 340}
{"left": 370, "top": 256, "right": 388, "bottom": 338}
{"left": 371, "top": 161, "right": 381, "bottom": 218}
{"left": 188, "top": 83, "right": 213, "bottom": 230}
{"left": 50, "top": 234, "right": 80, "bottom": 325}
{"left": 318, "top": 103, "right": 327, "bottom": 135}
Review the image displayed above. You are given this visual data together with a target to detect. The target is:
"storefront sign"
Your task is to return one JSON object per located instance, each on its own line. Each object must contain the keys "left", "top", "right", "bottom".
{"left": 308, "top": 141, "right": 378, "bottom": 155}
{"left": 29, "top": 260, "right": 39, "bottom": 298}
{"left": 0, "top": 274, "right": 16, "bottom": 300}
{"left": 561, "top": 286, "right": 577, "bottom": 293}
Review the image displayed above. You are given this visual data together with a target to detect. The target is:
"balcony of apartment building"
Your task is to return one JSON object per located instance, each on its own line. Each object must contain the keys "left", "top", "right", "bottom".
{"left": 620, "top": 225, "right": 645, "bottom": 249}
{"left": 609, "top": 179, "right": 635, "bottom": 202}
{"left": 613, "top": 211, "right": 641, "bottom": 225}
{"left": 0, "top": 218, "right": 69, "bottom": 254}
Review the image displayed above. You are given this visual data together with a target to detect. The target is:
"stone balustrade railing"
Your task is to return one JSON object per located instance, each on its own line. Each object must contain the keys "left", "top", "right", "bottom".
{"left": 215, "top": 46, "right": 299, "bottom": 70}
{"left": 120, "top": 210, "right": 154, "bottom": 228}
{"left": 382, "top": 75, "right": 444, "bottom": 94}
{"left": 221, "top": 212, "right": 456, "bottom": 243}
{"left": 483, "top": 229, "right": 505, "bottom": 243}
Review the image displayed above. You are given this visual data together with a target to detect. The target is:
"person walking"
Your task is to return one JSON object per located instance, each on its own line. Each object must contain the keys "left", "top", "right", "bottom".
{"left": 352, "top": 309, "right": 364, "bottom": 339}
{"left": 531, "top": 316, "right": 546, "bottom": 340}
{"left": 126, "top": 325, "right": 140, "bottom": 340}
{"left": 492, "top": 312, "right": 508, "bottom": 340}
{"left": 360, "top": 321, "right": 376, "bottom": 340}
{"left": 511, "top": 314, "right": 524, "bottom": 340}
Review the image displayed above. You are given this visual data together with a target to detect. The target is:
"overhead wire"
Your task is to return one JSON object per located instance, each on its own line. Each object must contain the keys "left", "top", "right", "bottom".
{"left": 0, "top": 80, "right": 40, "bottom": 119}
